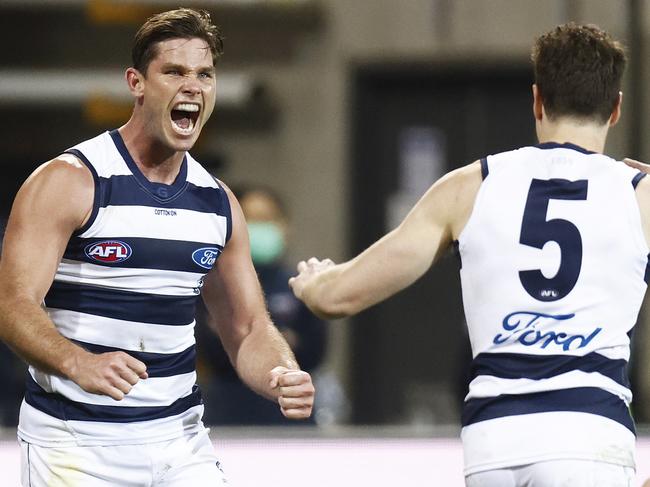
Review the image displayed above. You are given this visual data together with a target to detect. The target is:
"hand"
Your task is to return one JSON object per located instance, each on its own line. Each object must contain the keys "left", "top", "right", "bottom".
{"left": 624, "top": 157, "right": 650, "bottom": 173}
{"left": 288, "top": 257, "right": 335, "bottom": 300}
{"left": 67, "top": 350, "right": 148, "bottom": 401}
{"left": 268, "top": 366, "right": 315, "bottom": 420}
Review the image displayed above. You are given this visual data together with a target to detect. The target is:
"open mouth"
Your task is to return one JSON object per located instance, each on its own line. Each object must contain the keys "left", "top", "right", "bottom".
{"left": 171, "top": 102, "right": 200, "bottom": 135}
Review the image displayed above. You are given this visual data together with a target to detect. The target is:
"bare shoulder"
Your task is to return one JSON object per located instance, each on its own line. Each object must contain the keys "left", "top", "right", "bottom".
{"left": 28, "top": 153, "right": 93, "bottom": 187}
{"left": 12, "top": 153, "right": 94, "bottom": 231}
{"left": 419, "top": 161, "right": 483, "bottom": 239}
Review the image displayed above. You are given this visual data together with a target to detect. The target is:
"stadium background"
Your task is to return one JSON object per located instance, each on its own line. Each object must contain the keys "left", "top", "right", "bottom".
{"left": 1, "top": 0, "right": 650, "bottom": 485}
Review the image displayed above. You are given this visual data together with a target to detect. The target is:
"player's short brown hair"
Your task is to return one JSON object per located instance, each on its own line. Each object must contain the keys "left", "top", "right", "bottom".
{"left": 531, "top": 23, "right": 626, "bottom": 124}
{"left": 132, "top": 8, "right": 224, "bottom": 76}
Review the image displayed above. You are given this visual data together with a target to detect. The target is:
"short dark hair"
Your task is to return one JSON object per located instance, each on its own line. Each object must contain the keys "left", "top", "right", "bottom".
{"left": 132, "top": 8, "right": 224, "bottom": 76}
{"left": 531, "top": 23, "right": 626, "bottom": 124}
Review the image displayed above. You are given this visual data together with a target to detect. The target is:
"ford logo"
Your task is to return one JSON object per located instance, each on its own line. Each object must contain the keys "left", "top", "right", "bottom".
{"left": 192, "top": 247, "right": 221, "bottom": 270}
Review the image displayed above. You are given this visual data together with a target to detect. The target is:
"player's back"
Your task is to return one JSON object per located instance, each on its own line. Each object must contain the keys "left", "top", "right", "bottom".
{"left": 457, "top": 142, "right": 648, "bottom": 475}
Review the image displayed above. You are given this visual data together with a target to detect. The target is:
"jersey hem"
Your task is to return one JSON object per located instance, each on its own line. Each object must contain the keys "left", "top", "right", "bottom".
{"left": 463, "top": 452, "right": 636, "bottom": 476}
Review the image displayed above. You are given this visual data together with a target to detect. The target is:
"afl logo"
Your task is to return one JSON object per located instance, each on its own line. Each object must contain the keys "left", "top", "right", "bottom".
{"left": 84, "top": 240, "right": 132, "bottom": 263}
{"left": 192, "top": 247, "right": 220, "bottom": 270}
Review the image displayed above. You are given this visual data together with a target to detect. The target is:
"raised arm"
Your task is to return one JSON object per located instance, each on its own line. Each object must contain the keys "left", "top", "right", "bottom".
{"left": 200, "top": 184, "right": 314, "bottom": 419}
{"left": 0, "top": 155, "right": 147, "bottom": 401}
{"left": 289, "top": 161, "right": 482, "bottom": 319}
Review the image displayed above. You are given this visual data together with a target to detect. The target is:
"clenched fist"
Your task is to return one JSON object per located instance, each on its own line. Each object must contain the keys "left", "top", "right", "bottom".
{"left": 268, "top": 366, "right": 315, "bottom": 419}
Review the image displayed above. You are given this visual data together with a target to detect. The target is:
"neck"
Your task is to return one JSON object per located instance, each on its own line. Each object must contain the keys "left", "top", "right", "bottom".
{"left": 536, "top": 117, "right": 610, "bottom": 154}
{"left": 118, "top": 119, "right": 185, "bottom": 185}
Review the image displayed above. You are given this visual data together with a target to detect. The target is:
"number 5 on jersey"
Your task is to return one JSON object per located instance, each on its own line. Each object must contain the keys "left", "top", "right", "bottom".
{"left": 519, "top": 178, "right": 588, "bottom": 302}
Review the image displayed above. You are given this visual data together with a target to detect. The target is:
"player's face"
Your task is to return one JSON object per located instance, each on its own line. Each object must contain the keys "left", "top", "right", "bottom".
{"left": 140, "top": 37, "right": 216, "bottom": 152}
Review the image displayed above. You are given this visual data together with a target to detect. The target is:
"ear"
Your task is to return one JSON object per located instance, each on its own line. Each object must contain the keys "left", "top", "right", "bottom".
{"left": 125, "top": 67, "right": 145, "bottom": 98}
{"left": 609, "top": 91, "right": 623, "bottom": 127}
{"left": 532, "top": 84, "right": 544, "bottom": 121}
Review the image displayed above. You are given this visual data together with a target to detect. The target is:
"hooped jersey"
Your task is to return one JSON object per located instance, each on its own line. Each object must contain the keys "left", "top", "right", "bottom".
{"left": 457, "top": 142, "right": 648, "bottom": 474}
{"left": 18, "top": 130, "right": 232, "bottom": 446}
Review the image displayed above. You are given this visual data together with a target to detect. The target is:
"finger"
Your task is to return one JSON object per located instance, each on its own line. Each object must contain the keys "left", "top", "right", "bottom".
{"left": 268, "top": 366, "right": 289, "bottom": 389}
{"left": 296, "top": 260, "right": 308, "bottom": 272}
{"left": 281, "top": 406, "right": 312, "bottom": 420}
{"left": 307, "top": 257, "right": 321, "bottom": 265}
{"left": 124, "top": 354, "right": 148, "bottom": 378}
{"left": 624, "top": 157, "right": 649, "bottom": 171}
{"left": 118, "top": 367, "right": 141, "bottom": 386}
{"left": 111, "top": 376, "right": 134, "bottom": 396}
{"left": 288, "top": 276, "right": 296, "bottom": 289}
{"left": 279, "top": 384, "right": 316, "bottom": 401}
{"left": 279, "top": 395, "right": 314, "bottom": 410}
{"left": 276, "top": 370, "right": 311, "bottom": 387}
{"left": 104, "top": 386, "right": 125, "bottom": 401}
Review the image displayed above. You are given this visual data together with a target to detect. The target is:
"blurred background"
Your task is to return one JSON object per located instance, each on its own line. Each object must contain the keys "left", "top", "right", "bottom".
{"left": 2, "top": 0, "right": 650, "bottom": 484}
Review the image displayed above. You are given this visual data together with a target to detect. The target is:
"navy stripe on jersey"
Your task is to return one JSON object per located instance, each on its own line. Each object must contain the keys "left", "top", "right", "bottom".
{"left": 73, "top": 341, "right": 196, "bottom": 378}
{"left": 462, "top": 387, "right": 635, "bottom": 433}
{"left": 63, "top": 236, "right": 222, "bottom": 273}
{"left": 480, "top": 158, "right": 489, "bottom": 180}
{"left": 470, "top": 351, "right": 630, "bottom": 388}
{"left": 218, "top": 179, "right": 233, "bottom": 244}
{"left": 65, "top": 149, "right": 100, "bottom": 236}
{"left": 632, "top": 171, "right": 647, "bottom": 188}
{"left": 45, "top": 281, "right": 198, "bottom": 326}
{"left": 452, "top": 240, "right": 462, "bottom": 268}
{"left": 95, "top": 175, "right": 227, "bottom": 214}
{"left": 110, "top": 130, "right": 189, "bottom": 203}
{"left": 25, "top": 376, "right": 202, "bottom": 423}
{"left": 645, "top": 253, "right": 650, "bottom": 284}
{"left": 535, "top": 142, "right": 596, "bottom": 155}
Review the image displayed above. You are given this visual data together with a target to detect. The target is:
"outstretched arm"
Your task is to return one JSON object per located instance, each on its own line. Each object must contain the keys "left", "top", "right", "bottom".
{"left": 0, "top": 155, "right": 148, "bottom": 401}
{"left": 289, "top": 162, "right": 482, "bottom": 320}
{"left": 201, "top": 184, "right": 315, "bottom": 419}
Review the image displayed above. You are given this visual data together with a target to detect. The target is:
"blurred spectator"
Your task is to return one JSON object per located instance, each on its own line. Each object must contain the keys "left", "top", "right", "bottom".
{"left": 197, "top": 185, "right": 328, "bottom": 425}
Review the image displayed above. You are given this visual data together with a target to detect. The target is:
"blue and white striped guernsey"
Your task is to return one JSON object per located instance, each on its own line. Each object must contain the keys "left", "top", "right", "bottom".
{"left": 457, "top": 142, "right": 648, "bottom": 475}
{"left": 17, "top": 130, "right": 231, "bottom": 447}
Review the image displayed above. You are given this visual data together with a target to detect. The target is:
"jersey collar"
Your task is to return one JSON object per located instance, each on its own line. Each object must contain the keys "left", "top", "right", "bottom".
{"left": 535, "top": 141, "right": 596, "bottom": 155}
{"left": 109, "top": 129, "right": 188, "bottom": 202}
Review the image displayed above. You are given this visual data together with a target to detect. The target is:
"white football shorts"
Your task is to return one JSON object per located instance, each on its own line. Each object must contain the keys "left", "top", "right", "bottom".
{"left": 20, "top": 428, "right": 229, "bottom": 486}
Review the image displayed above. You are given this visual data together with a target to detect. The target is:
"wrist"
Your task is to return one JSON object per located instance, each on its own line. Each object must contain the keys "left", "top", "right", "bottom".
{"left": 59, "top": 344, "right": 86, "bottom": 380}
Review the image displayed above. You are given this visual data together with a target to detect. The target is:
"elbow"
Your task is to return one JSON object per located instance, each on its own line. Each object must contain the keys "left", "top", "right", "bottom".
{"left": 305, "top": 292, "right": 360, "bottom": 321}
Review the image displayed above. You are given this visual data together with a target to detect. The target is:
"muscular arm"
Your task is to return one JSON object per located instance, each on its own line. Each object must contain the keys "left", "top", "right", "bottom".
{"left": 201, "top": 185, "right": 314, "bottom": 418}
{"left": 0, "top": 155, "right": 147, "bottom": 400}
{"left": 289, "top": 161, "right": 483, "bottom": 319}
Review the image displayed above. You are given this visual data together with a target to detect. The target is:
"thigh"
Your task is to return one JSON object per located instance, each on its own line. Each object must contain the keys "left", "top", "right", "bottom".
{"left": 521, "top": 459, "right": 634, "bottom": 487}
{"left": 154, "top": 430, "right": 229, "bottom": 487}
{"left": 20, "top": 439, "right": 150, "bottom": 487}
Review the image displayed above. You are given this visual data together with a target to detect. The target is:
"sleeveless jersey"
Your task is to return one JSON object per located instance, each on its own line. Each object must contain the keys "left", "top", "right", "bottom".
{"left": 457, "top": 142, "right": 648, "bottom": 475}
{"left": 18, "top": 130, "right": 232, "bottom": 446}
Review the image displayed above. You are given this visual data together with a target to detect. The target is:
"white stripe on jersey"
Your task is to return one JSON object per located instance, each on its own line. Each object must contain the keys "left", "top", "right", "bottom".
{"left": 47, "top": 308, "right": 195, "bottom": 354}
{"left": 71, "top": 135, "right": 132, "bottom": 178}
{"left": 78, "top": 205, "right": 228, "bottom": 243}
{"left": 57, "top": 259, "right": 204, "bottom": 296}
{"left": 186, "top": 156, "right": 221, "bottom": 189}
{"left": 461, "top": 411, "right": 635, "bottom": 475}
{"left": 30, "top": 368, "right": 197, "bottom": 408}
{"left": 466, "top": 370, "right": 632, "bottom": 404}
{"left": 18, "top": 401, "right": 205, "bottom": 447}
